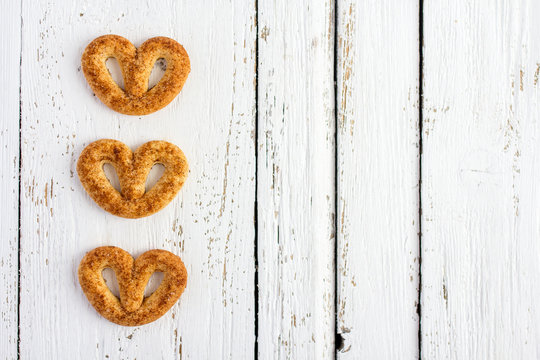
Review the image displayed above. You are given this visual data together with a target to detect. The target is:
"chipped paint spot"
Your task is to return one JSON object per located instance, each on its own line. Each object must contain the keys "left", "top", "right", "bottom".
{"left": 260, "top": 26, "right": 270, "bottom": 42}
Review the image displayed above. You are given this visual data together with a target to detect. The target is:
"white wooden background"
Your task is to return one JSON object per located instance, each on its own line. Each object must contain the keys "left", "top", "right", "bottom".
{"left": 2, "top": 0, "right": 540, "bottom": 359}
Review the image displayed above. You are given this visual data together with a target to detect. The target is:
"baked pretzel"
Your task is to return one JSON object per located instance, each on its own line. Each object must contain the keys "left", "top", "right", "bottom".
{"left": 77, "top": 139, "right": 188, "bottom": 218}
{"left": 78, "top": 246, "right": 187, "bottom": 326}
{"left": 82, "top": 35, "right": 190, "bottom": 115}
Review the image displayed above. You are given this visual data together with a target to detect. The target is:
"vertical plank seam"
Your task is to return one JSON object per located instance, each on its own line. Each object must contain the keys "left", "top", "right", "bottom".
{"left": 333, "top": 0, "right": 341, "bottom": 357}
{"left": 254, "top": 0, "right": 260, "bottom": 358}
{"left": 17, "top": 0, "right": 23, "bottom": 358}
{"left": 417, "top": 0, "right": 424, "bottom": 358}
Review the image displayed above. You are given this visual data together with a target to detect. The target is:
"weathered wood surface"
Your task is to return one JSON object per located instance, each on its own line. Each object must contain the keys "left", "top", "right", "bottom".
{"left": 421, "top": 0, "right": 540, "bottom": 358}
{"left": 18, "top": 0, "right": 256, "bottom": 358}
{"left": 257, "top": 0, "right": 335, "bottom": 358}
{"left": 336, "top": 0, "right": 420, "bottom": 357}
{"left": 3, "top": 0, "right": 540, "bottom": 358}
{"left": 0, "top": 1, "right": 21, "bottom": 359}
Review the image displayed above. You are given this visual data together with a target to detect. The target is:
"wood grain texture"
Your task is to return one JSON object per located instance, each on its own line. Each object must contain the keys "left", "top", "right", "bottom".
{"left": 257, "top": 1, "right": 336, "bottom": 359}
{"left": 0, "top": 1, "right": 20, "bottom": 359}
{"left": 336, "top": 0, "right": 420, "bottom": 357}
{"left": 422, "top": 1, "right": 540, "bottom": 357}
{"left": 19, "top": 0, "right": 255, "bottom": 358}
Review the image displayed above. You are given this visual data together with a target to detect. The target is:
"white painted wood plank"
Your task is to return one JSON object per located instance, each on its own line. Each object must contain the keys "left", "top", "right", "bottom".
{"left": 257, "top": 1, "right": 336, "bottom": 359}
{"left": 422, "top": 1, "right": 540, "bottom": 357}
{"left": 19, "top": 1, "right": 255, "bottom": 358}
{"left": 0, "top": 1, "right": 21, "bottom": 358}
{"left": 336, "top": 0, "right": 420, "bottom": 358}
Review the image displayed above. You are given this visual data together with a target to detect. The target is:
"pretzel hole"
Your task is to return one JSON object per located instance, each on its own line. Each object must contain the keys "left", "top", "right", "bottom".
{"left": 102, "top": 268, "right": 120, "bottom": 297}
{"left": 103, "top": 163, "right": 121, "bottom": 192}
{"left": 105, "top": 58, "right": 125, "bottom": 90}
{"left": 144, "top": 272, "right": 164, "bottom": 297}
{"left": 145, "top": 164, "right": 165, "bottom": 192}
{"left": 148, "top": 59, "right": 167, "bottom": 90}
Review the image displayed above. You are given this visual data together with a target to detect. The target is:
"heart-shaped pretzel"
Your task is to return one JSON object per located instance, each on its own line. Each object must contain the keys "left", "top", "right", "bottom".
{"left": 82, "top": 35, "right": 190, "bottom": 115}
{"left": 78, "top": 246, "right": 187, "bottom": 326}
{"left": 77, "top": 139, "right": 188, "bottom": 218}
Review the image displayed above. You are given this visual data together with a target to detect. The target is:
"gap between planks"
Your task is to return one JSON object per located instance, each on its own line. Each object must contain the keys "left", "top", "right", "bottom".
{"left": 417, "top": 0, "right": 424, "bottom": 358}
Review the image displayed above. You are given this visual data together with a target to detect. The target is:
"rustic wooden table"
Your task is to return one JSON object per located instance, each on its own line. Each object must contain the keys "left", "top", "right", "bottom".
{"left": 2, "top": 0, "right": 539, "bottom": 359}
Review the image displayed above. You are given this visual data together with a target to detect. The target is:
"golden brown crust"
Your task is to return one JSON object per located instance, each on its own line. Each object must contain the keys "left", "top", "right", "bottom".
{"left": 77, "top": 139, "right": 188, "bottom": 218}
{"left": 81, "top": 34, "right": 190, "bottom": 115}
{"left": 78, "top": 246, "right": 188, "bottom": 326}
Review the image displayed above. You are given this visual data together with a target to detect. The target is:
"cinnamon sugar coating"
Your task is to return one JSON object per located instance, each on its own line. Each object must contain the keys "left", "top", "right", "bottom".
{"left": 82, "top": 34, "right": 190, "bottom": 115}
{"left": 78, "top": 246, "right": 188, "bottom": 326}
{"left": 77, "top": 139, "right": 188, "bottom": 218}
